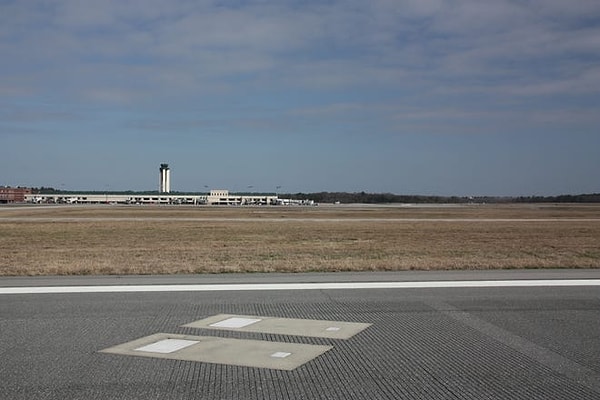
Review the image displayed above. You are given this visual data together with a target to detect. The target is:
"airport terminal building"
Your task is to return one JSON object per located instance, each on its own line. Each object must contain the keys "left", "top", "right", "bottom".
{"left": 13, "top": 163, "right": 314, "bottom": 206}
{"left": 25, "top": 190, "right": 281, "bottom": 206}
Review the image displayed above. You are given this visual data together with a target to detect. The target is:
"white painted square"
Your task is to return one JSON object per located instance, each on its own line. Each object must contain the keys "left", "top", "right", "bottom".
{"left": 326, "top": 327, "right": 341, "bottom": 331}
{"left": 271, "top": 352, "right": 292, "bottom": 358}
{"left": 209, "top": 317, "right": 262, "bottom": 329}
{"left": 134, "top": 339, "right": 199, "bottom": 354}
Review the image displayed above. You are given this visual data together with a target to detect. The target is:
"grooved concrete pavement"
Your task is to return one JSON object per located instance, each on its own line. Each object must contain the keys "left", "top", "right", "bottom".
{"left": 1, "top": 270, "right": 599, "bottom": 399}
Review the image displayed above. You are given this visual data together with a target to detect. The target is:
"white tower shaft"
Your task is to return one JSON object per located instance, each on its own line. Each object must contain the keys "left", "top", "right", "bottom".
{"left": 165, "top": 169, "right": 170, "bottom": 193}
{"left": 159, "top": 163, "right": 170, "bottom": 193}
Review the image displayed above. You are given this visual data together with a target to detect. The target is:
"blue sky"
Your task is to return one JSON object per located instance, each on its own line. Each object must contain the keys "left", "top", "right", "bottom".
{"left": 1, "top": 0, "right": 599, "bottom": 196}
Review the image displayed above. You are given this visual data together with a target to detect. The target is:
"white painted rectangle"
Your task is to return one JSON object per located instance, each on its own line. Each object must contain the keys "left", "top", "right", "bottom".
{"left": 271, "top": 352, "right": 292, "bottom": 358}
{"left": 209, "top": 317, "right": 262, "bottom": 328}
{"left": 134, "top": 339, "right": 199, "bottom": 354}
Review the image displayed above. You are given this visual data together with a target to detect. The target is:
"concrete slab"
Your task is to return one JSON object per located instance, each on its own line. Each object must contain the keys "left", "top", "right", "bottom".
{"left": 100, "top": 333, "right": 332, "bottom": 371}
{"left": 183, "top": 314, "right": 371, "bottom": 339}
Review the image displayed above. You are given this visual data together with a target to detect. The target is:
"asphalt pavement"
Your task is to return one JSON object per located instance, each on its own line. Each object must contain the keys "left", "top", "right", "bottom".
{"left": 1, "top": 270, "right": 599, "bottom": 399}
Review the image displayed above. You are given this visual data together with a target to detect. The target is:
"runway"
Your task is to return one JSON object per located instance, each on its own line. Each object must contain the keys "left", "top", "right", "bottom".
{"left": 1, "top": 270, "right": 599, "bottom": 399}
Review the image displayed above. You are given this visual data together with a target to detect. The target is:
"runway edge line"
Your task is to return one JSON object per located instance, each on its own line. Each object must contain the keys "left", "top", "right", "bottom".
{"left": 1, "top": 279, "right": 600, "bottom": 294}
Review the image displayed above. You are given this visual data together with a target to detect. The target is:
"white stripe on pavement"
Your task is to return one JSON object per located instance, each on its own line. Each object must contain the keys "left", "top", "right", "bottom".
{"left": 1, "top": 279, "right": 599, "bottom": 294}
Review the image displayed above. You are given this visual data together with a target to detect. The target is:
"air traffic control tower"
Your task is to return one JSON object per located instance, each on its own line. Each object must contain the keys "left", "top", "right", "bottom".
{"left": 159, "top": 163, "right": 171, "bottom": 193}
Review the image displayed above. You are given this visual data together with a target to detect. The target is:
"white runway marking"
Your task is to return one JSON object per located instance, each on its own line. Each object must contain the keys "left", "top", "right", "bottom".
{"left": 134, "top": 339, "right": 199, "bottom": 354}
{"left": 209, "top": 317, "right": 262, "bottom": 328}
{"left": 1, "top": 279, "right": 599, "bottom": 294}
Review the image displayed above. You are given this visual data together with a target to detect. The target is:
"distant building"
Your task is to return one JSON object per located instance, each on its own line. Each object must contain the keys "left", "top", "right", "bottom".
{"left": 0, "top": 187, "right": 32, "bottom": 203}
{"left": 24, "top": 191, "right": 279, "bottom": 206}
{"left": 16, "top": 163, "right": 312, "bottom": 206}
{"left": 206, "top": 190, "right": 276, "bottom": 205}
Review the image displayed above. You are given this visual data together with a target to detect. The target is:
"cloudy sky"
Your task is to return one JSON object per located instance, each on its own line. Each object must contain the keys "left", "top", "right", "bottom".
{"left": 1, "top": 0, "right": 599, "bottom": 195}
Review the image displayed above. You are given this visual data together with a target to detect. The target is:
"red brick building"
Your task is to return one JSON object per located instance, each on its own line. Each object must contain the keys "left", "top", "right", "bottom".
{"left": 0, "top": 187, "right": 31, "bottom": 203}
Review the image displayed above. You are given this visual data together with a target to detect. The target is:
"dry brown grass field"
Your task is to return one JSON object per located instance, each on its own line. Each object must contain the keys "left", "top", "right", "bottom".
{"left": 1, "top": 203, "right": 599, "bottom": 275}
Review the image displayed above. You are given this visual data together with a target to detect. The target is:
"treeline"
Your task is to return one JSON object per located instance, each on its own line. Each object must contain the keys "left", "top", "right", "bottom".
{"left": 514, "top": 193, "right": 600, "bottom": 203}
{"left": 281, "top": 192, "right": 474, "bottom": 204}
{"left": 281, "top": 192, "right": 600, "bottom": 204}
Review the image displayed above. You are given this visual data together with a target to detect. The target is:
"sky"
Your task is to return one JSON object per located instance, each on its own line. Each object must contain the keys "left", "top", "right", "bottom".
{"left": 1, "top": 0, "right": 599, "bottom": 196}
